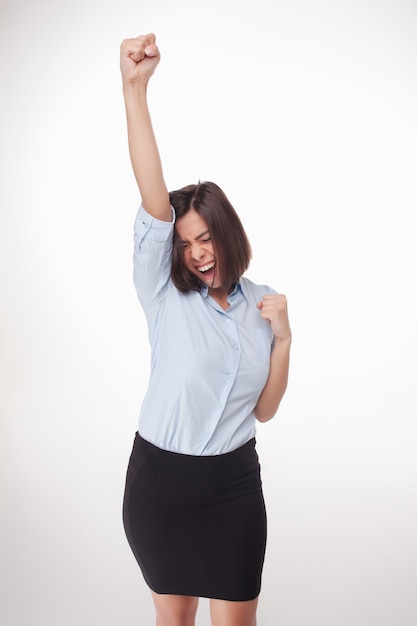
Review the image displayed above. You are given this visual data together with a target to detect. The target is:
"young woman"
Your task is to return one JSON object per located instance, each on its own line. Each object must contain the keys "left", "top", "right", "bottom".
{"left": 120, "top": 33, "right": 291, "bottom": 626}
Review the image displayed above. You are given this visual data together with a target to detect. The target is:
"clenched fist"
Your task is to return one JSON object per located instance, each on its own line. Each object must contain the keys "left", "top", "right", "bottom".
{"left": 120, "top": 33, "right": 161, "bottom": 85}
{"left": 257, "top": 294, "right": 291, "bottom": 341}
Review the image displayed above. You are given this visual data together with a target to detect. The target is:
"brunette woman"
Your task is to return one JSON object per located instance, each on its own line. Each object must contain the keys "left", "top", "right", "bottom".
{"left": 120, "top": 33, "right": 291, "bottom": 626}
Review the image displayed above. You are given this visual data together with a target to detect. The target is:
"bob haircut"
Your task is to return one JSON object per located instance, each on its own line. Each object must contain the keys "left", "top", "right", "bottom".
{"left": 169, "top": 181, "right": 252, "bottom": 293}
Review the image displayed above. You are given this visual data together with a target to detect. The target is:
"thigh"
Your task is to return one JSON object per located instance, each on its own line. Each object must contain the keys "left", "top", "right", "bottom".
{"left": 210, "top": 597, "right": 258, "bottom": 626}
{"left": 151, "top": 591, "right": 199, "bottom": 626}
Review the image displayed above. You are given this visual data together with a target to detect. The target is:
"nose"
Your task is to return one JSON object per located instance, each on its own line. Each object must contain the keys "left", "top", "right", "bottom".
{"left": 190, "top": 242, "right": 204, "bottom": 260}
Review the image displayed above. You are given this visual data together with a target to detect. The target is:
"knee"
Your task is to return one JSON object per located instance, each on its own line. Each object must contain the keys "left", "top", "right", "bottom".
{"left": 153, "top": 593, "right": 198, "bottom": 626}
{"left": 156, "top": 611, "right": 195, "bottom": 626}
{"left": 155, "top": 610, "right": 196, "bottom": 626}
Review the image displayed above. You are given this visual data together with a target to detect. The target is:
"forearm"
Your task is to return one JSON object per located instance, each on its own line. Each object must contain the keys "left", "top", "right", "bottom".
{"left": 123, "top": 81, "right": 171, "bottom": 221}
{"left": 254, "top": 336, "right": 291, "bottom": 423}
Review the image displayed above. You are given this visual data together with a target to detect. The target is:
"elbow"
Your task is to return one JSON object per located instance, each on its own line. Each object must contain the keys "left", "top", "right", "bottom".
{"left": 254, "top": 405, "right": 279, "bottom": 423}
{"left": 254, "top": 386, "right": 288, "bottom": 423}
{"left": 255, "top": 413, "right": 275, "bottom": 424}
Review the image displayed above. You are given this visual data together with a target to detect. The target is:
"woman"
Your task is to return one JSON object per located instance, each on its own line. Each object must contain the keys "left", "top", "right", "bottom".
{"left": 120, "top": 33, "right": 291, "bottom": 626}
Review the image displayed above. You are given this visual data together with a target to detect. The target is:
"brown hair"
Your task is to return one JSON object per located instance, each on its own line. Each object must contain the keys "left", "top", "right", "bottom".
{"left": 169, "top": 181, "right": 252, "bottom": 293}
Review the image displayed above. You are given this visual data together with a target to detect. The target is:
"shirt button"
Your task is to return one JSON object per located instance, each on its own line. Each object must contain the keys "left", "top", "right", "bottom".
{"left": 225, "top": 318, "right": 231, "bottom": 324}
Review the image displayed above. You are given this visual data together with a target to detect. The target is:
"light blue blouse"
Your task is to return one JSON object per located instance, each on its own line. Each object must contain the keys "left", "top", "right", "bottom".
{"left": 133, "top": 205, "right": 276, "bottom": 455}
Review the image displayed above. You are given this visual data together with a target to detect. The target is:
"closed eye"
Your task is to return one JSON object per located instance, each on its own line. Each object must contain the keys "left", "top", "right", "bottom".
{"left": 180, "top": 233, "right": 211, "bottom": 248}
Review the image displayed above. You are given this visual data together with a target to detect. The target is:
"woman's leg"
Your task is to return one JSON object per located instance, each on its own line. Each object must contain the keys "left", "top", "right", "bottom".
{"left": 151, "top": 591, "right": 199, "bottom": 626}
{"left": 209, "top": 597, "right": 258, "bottom": 626}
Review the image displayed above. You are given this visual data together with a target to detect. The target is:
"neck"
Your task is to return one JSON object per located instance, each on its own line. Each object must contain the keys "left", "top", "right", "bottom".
{"left": 208, "top": 285, "right": 232, "bottom": 310}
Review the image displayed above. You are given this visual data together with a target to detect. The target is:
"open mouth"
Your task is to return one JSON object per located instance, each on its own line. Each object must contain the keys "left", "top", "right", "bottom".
{"left": 197, "top": 261, "right": 215, "bottom": 274}
{"left": 196, "top": 261, "right": 216, "bottom": 282}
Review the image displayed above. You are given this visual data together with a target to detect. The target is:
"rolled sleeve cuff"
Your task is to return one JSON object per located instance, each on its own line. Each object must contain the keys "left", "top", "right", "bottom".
{"left": 133, "top": 204, "right": 176, "bottom": 250}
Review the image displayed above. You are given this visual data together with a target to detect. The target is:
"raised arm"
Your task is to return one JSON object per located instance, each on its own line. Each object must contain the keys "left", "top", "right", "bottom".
{"left": 120, "top": 33, "right": 171, "bottom": 221}
{"left": 254, "top": 294, "right": 292, "bottom": 422}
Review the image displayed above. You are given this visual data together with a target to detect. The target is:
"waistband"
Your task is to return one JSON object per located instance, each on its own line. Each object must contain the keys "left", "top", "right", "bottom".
{"left": 135, "top": 432, "right": 257, "bottom": 461}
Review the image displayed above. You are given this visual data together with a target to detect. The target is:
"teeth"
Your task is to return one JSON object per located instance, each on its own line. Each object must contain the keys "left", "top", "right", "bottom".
{"left": 198, "top": 262, "right": 215, "bottom": 273}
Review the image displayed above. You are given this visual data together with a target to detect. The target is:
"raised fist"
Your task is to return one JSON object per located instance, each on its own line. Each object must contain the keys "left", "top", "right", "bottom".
{"left": 120, "top": 33, "right": 160, "bottom": 85}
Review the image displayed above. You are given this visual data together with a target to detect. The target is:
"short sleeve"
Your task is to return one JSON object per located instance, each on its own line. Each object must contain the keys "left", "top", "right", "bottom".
{"left": 133, "top": 204, "right": 176, "bottom": 313}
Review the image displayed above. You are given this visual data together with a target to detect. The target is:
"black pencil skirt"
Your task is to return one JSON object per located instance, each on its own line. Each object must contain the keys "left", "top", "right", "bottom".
{"left": 122, "top": 433, "right": 267, "bottom": 601}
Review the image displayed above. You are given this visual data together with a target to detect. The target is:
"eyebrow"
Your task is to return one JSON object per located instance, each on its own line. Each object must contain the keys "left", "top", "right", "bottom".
{"left": 180, "top": 229, "right": 210, "bottom": 244}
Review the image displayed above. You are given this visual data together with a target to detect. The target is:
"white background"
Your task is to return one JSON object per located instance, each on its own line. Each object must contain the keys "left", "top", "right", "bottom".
{"left": 1, "top": 0, "right": 416, "bottom": 624}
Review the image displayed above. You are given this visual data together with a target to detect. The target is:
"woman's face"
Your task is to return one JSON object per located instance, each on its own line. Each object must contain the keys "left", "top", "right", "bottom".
{"left": 175, "top": 208, "right": 222, "bottom": 289}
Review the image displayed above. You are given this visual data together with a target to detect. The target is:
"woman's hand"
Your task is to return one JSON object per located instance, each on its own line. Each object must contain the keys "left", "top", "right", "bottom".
{"left": 257, "top": 294, "right": 291, "bottom": 341}
{"left": 120, "top": 33, "right": 161, "bottom": 86}
{"left": 119, "top": 32, "right": 170, "bottom": 219}
{"left": 255, "top": 294, "right": 291, "bottom": 422}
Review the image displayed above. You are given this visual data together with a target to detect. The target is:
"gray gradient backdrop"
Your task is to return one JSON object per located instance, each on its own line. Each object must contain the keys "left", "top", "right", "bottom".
{"left": 1, "top": 0, "right": 416, "bottom": 624}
